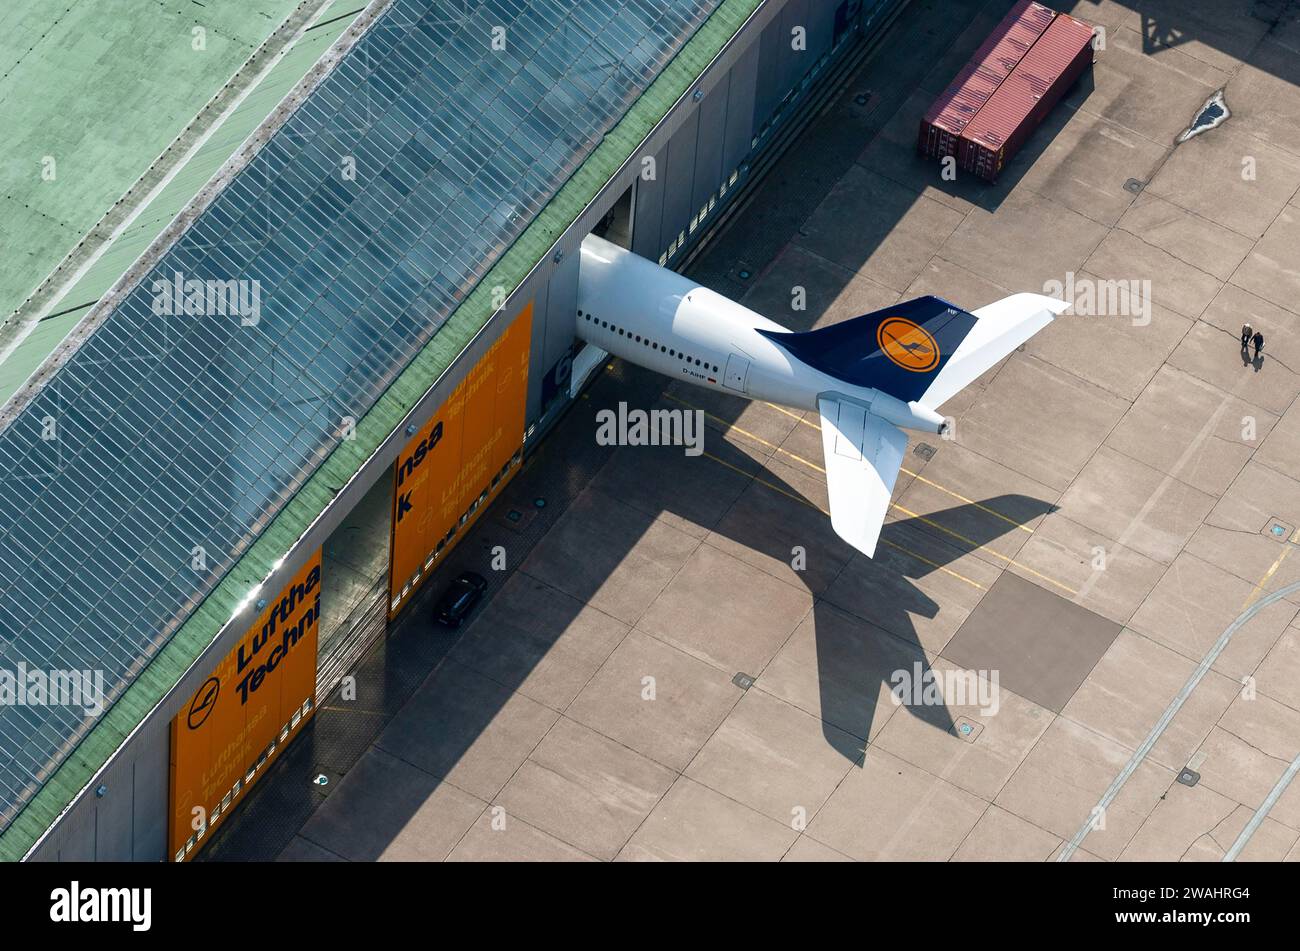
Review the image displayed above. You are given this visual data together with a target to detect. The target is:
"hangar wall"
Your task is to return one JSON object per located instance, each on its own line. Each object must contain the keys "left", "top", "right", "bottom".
{"left": 26, "top": 0, "right": 901, "bottom": 862}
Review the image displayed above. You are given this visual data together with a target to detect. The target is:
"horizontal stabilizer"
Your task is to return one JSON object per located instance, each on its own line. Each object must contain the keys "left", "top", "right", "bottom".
{"left": 919, "top": 292, "right": 1068, "bottom": 409}
{"left": 818, "top": 395, "right": 908, "bottom": 557}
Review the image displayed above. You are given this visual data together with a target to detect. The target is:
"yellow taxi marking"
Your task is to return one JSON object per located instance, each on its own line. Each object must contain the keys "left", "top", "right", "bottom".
{"left": 758, "top": 400, "right": 1034, "bottom": 534}
{"left": 1244, "top": 528, "right": 1298, "bottom": 609}
{"left": 666, "top": 391, "right": 1075, "bottom": 594}
{"left": 697, "top": 449, "right": 987, "bottom": 591}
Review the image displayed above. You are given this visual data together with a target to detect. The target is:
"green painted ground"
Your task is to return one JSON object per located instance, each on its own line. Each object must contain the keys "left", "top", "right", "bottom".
{"left": 0, "top": 0, "right": 301, "bottom": 331}
{"left": 0, "top": 0, "right": 762, "bottom": 861}
{"left": 0, "top": 0, "right": 364, "bottom": 405}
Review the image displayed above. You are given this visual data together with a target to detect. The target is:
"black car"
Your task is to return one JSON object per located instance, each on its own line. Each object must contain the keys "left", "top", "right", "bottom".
{"left": 433, "top": 571, "right": 488, "bottom": 628}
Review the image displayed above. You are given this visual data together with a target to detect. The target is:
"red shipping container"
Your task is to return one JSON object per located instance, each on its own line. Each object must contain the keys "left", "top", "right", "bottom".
{"left": 957, "top": 12, "right": 1096, "bottom": 181}
{"left": 917, "top": 0, "right": 1057, "bottom": 159}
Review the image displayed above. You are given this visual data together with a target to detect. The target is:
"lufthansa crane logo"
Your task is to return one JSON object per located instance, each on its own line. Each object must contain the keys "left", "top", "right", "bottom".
{"left": 187, "top": 677, "right": 220, "bottom": 730}
{"left": 877, "top": 317, "right": 940, "bottom": 372}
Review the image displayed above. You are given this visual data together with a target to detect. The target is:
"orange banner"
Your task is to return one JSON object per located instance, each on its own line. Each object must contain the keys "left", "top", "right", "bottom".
{"left": 169, "top": 549, "right": 321, "bottom": 860}
{"left": 389, "top": 303, "right": 532, "bottom": 614}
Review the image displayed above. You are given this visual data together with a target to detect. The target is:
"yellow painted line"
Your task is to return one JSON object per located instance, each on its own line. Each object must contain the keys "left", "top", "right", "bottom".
{"left": 665, "top": 391, "right": 826, "bottom": 472}
{"left": 1243, "top": 529, "right": 1298, "bottom": 609}
{"left": 697, "top": 449, "right": 987, "bottom": 591}
{"left": 760, "top": 400, "right": 1033, "bottom": 534}
{"left": 668, "top": 391, "right": 1071, "bottom": 592}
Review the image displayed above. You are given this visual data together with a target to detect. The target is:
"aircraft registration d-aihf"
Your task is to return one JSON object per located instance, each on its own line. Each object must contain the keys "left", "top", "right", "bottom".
{"left": 572, "top": 233, "right": 1068, "bottom": 558}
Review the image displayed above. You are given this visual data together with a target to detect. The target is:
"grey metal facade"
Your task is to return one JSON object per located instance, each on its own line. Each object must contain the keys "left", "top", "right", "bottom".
{"left": 27, "top": 0, "right": 893, "bottom": 862}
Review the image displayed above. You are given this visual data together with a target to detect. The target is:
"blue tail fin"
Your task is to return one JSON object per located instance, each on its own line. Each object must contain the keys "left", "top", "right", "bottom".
{"left": 756, "top": 296, "right": 978, "bottom": 403}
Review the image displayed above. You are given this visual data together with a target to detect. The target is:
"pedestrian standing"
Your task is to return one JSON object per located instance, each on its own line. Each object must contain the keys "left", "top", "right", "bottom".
{"left": 1241, "top": 322, "right": 1253, "bottom": 349}
{"left": 1253, "top": 330, "right": 1265, "bottom": 361}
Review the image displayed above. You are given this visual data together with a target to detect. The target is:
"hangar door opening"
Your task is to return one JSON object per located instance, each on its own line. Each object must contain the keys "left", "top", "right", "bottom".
{"left": 317, "top": 472, "right": 393, "bottom": 698}
{"left": 592, "top": 181, "right": 634, "bottom": 250}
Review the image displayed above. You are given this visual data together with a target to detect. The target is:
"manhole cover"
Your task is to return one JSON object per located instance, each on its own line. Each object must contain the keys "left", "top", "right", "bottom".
{"left": 951, "top": 717, "right": 983, "bottom": 743}
{"left": 1177, "top": 768, "right": 1200, "bottom": 787}
{"left": 1123, "top": 178, "right": 1145, "bottom": 194}
{"left": 913, "top": 443, "right": 936, "bottom": 461}
{"left": 732, "top": 672, "right": 756, "bottom": 690}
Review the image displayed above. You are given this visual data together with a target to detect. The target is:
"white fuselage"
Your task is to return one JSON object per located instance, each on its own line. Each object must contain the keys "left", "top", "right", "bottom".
{"left": 575, "top": 234, "right": 946, "bottom": 434}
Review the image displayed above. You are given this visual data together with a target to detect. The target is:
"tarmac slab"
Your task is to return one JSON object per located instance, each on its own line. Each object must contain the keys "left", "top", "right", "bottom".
{"left": 1061, "top": 628, "right": 1240, "bottom": 772}
{"left": 1014, "top": 108, "right": 1166, "bottom": 228}
{"left": 1056, "top": 445, "right": 1220, "bottom": 565}
{"left": 956, "top": 354, "right": 1129, "bottom": 493}
{"left": 1008, "top": 512, "right": 1167, "bottom": 625}
{"left": 1232, "top": 205, "right": 1300, "bottom": 315}
{"left": 822, "top": 518, "right": 1002, "bottom": 656}
{"left": 446, "top": 572, "right": 629, "bottom": 712}
{"left": 617, "top": 776, "right": 798, "bottom": 862}
{"left": 297, "top": 748, "right": 486, "bottom": 862}
{"left": 874, "top": 657, "right": 1054, "bottom": 801}
{"left": 1072, "top": 23, "right": 1232, "bottom": 146}
{"left": 1025, "top": 275, "right": 1191, "bottom": 403}
{"left": 952, "top": 804, "right": 1061, "bottom": 861}
{"left": 942, "top": 572, "right": 1121, "bottom": 713}
{"left": 1127, "top": 551, "right": 1297, "bottom": 681}
{"left": 994, "top": 716, "right": 1176, "bottom": 861}
{"left": 637, "top": 542, "right": 813, "bottom": 675}
{"left": 1167, "top": 320, "right": 1300, "bottom": 416}
{"left": 446, "top": 811, "right": 597, "bottom": 862}
{"left": 565, "top": 629, "right": 742, "bottom": 772}
{"left": 374, "top": 660, "right": 559, "bottom": 802}
{"left": 796, "top": 165, "right": 967, "bottom": 294}
{"left": 806, "top": 745, "right": 986, "bottom": 860}
{"left": 757, "top": 601, "right": 921, "bottom": 755}
{"left": 1145, "top": 123, "right": 1300, "bottom": 241}
{"left": 684, "top": 688, "right": 858, "bottom": 825}
{"left": 495, "top": 717, "right": 677, "bottom": 861}
{"left": 1103, "top": 364, "right": 1273, "bottom": 496}
{"left": 1117, "top": 192, "right": 1257, "bottom": 281}
{"left": 519, "top": 486, "right": 700, "bottom": 625}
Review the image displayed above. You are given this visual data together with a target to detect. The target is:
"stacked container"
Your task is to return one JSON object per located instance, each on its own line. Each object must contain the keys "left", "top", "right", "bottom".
{"left": 917, "top": 0, "right": 1057, "bottom": 160}
{"left": 957, "top": 12, "right": 1097, "bottom": 181}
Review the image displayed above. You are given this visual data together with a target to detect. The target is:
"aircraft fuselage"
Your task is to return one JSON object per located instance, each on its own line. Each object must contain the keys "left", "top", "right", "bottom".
{"left": 575, "top": 234, "right": 947, "bottom": 434}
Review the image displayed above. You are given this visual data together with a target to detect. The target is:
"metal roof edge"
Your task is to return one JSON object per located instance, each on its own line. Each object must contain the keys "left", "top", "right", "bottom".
{"left": 1, "top": 0, "right": 764, "bottom": 862}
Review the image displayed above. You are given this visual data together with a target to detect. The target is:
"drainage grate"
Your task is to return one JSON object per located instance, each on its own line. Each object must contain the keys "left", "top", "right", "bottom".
{"left": 913, "top": 442, "right": 936, "bottom": 461}
{"left": 1263, "top": 517, "right": 1295, "bottom": 542}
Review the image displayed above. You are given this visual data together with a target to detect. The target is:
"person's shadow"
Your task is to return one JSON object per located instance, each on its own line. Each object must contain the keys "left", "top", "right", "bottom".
{"left": 1243, "top": 344, "right": 1265, "bottom": 371}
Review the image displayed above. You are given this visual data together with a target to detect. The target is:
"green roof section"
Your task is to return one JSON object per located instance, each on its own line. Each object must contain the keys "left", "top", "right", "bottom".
{"left": 0, "top": 0, "right": 761, "bottom": 861}
{"left": 0, "top": 0, "right": 365, "bottom": 406}
{"left": 0, "top": 0, "right": 301, "bottom": 320}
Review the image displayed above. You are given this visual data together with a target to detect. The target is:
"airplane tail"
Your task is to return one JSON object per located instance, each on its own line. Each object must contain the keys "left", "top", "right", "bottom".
{"left": 756, "top": 293, "right": 1068, "bottom": 409}
{"left": 762, "top": 293, "right": 1067, "bottom": 557}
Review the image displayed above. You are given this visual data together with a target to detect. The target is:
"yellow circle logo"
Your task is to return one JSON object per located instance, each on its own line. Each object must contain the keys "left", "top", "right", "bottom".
{"left": 877, "top": 317, "right": 940, "bottom": 372}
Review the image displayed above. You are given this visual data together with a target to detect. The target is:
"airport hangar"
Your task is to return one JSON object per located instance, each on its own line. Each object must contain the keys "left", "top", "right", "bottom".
{"left": 0, "top": 0, "right": 907, "bottom": 862}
